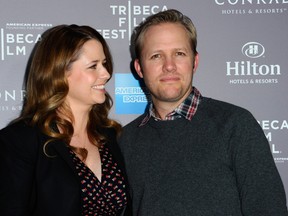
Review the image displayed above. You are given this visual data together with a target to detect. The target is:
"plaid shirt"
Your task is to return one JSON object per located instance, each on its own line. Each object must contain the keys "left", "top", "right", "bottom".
{"left": 139, "top": 87, "right": 202, "bottom": 127}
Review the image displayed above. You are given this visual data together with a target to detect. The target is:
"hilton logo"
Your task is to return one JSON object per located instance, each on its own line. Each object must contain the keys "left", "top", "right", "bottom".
{"left": 226, "top": 42, "right": 281, "bottom": 76}
{"left": 241, "top": 42, "right": 265, "bottom": 58}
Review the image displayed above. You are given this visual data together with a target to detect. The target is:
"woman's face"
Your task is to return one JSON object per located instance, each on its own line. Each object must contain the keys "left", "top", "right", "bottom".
{"left": 65, "top": 39, "right": 110, "bottom": 111}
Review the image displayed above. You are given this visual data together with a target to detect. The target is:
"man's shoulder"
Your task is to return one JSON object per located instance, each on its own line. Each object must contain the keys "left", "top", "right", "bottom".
{"left": 200, "top": 97, "right": 256, "bottom": 123}
{"left": 119, "top": 114, "right": 147, "bottom": 145}
{"left": 201, "top": 97, "right": 251, "bottom": 114}
{"left": 123, "top": 114, "right": 146, "bottom": 129}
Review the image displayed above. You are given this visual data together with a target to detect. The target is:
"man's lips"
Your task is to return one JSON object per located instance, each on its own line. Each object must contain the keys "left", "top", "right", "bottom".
{"left": 160, "top": 76, "right": 180, "bottom": 82}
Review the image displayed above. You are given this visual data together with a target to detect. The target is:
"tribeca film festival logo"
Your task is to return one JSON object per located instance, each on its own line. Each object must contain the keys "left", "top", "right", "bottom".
{"left": 259, "top": 119, "right": 288, "bottom": 163}
{"left": 0, "top": 23, "right": 52, "bottom": 61}
{"left": 227, "top": 41, "right": 281, "bottom": 85}
{"left": 214, "top": 0, "right": 288, "bottom": 15}
{"left": 97, "top": 1, "right": 168, "bottom": 40}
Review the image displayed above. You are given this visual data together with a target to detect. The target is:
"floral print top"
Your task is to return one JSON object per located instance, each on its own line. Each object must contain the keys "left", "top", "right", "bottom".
{"left": 70, "top": 144, "right": 128, "bottom": 215}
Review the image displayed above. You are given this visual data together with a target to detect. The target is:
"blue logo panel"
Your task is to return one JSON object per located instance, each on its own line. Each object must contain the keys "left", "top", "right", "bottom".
{"left": 115, "top": 73, "right": 149, "bottom": 114}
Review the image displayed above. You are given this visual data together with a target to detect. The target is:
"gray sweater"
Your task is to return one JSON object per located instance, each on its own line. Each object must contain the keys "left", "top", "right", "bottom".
{"left": 119, "top": 97, "right": 288, "bottom": 216}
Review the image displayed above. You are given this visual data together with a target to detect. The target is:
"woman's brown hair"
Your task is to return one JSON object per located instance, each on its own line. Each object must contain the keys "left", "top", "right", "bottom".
{"left": 20, "top": 24, "right": 121, "bottom": 159}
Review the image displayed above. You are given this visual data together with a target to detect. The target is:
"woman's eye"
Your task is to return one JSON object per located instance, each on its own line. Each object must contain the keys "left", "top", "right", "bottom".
{"left": 89, "top": 64, "right": 97, "bottom": 69}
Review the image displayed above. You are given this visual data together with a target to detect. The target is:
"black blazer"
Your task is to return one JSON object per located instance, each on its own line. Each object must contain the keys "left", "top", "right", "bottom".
{"left": 0, "top": 119, "right": 130, "bottom": 216}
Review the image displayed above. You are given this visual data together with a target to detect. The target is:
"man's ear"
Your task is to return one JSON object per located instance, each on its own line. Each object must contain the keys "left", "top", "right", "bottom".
{"left": 134, "top": 59, "right": 144, "bottom": 78}
{"left": 193, "top": 53, "right": 199, "bottom": 74}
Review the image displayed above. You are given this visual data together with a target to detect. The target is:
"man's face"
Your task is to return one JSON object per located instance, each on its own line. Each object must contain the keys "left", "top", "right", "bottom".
{"left": 134, "top": 22, "right": 198, "bottom": 107}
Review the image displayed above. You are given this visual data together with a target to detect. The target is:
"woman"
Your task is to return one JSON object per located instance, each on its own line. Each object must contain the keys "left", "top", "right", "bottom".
{"left": 0, "top": 24, "right": 129, "bottom": 216}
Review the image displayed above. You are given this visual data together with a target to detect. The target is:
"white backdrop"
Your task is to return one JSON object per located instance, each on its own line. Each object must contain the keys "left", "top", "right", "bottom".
{"left": 1, "top": 0, "right": 288, "bottom": 203}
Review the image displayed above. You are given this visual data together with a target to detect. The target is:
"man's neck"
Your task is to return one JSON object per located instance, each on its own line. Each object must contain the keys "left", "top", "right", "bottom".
{"left": 152, "top": 101, "right": 181, "bottom": 120}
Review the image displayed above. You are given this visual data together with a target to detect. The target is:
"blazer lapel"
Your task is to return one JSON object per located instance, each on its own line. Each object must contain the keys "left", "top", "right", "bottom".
{"left": 47, "top": 138, "right": 78, "bottom": 176}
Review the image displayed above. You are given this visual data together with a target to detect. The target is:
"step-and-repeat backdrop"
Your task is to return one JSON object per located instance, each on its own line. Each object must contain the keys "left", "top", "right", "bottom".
{"left": 1, "top": 0, "right": 288, "bottom": 202}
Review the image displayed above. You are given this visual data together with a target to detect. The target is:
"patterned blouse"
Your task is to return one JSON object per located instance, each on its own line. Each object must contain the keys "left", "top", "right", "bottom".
{"left": 70, "top": 144, "right": 128, "bottom": 215}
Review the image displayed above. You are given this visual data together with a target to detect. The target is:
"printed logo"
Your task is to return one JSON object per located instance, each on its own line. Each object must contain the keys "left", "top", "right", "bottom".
{"left": 215, "top": 0, "right": 288, "bottom": 6}
{"left": 259, "top": 119, "right": 288, "bottom": 163}
{"left": 0, "top": 89, "right": 25, "bottom": 112}
{"left": 241, "top": 42, "right": 265, "bottom": 58}
{"left": 214, "top": 0, "right": 288, "bottom": 15}
{"left": 0, "top": 23, "right": 52, "bottom": 61}
{"left": 97, "top": 1, "right": 168, "bottom": 41}
{"left": 226, "top": 41, "right": 281, "bottom": 85}
{"left": 115, "top": 73, "right": 149, "bottom": 114}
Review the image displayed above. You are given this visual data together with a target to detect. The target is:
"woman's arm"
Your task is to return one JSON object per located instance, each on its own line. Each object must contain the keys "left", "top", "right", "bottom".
{"left": 0, "top": 121, "right": 38, "bottom": 216}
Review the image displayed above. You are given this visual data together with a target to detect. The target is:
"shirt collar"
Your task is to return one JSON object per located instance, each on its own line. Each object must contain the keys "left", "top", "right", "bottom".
{"left": 139, "top": 87, "right": 202, "bottom": 127}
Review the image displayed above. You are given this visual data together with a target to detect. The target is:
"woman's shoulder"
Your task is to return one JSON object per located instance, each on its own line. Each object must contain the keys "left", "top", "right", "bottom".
{"left": 0, "top": 118, "right": 39, "bottom": 141}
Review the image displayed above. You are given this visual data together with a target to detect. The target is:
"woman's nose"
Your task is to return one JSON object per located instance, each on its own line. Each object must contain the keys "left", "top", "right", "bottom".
{"left": 100, "top": 66, "right": 111, "bottom": 80}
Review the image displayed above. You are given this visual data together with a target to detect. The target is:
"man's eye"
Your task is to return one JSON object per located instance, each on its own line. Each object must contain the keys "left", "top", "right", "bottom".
{"left": 151, "top": 54, "right": 160, "bottom": 59}
{"left": 176, "top": 52, "right": 186, "bottom": 56}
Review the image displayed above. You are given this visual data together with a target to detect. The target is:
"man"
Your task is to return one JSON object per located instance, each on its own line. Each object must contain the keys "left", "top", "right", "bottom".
{"left": 119, "top": 9, "right": 288, "bottom": 215}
